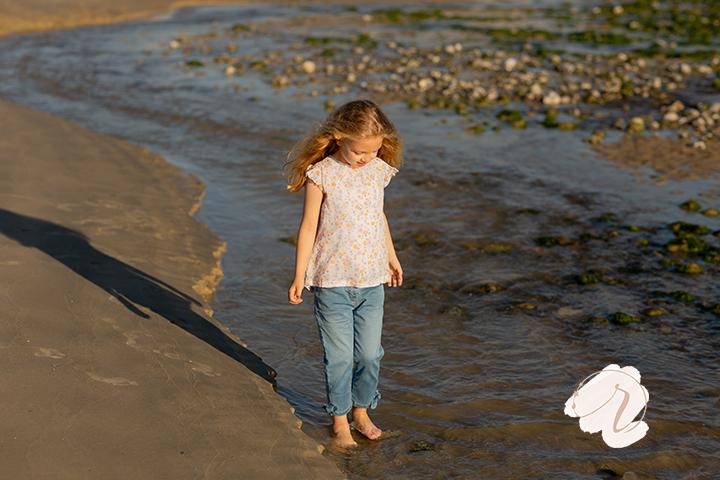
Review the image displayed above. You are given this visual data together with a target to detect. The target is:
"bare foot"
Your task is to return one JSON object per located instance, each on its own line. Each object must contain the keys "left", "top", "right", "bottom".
{"left": 330, "top": 415, "right": 358, "bottom": 449}
{"left": 351, "top": 407, "right": 382, "bottom": 440}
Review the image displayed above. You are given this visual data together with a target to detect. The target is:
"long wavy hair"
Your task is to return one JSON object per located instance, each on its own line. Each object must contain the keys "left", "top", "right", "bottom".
{"left": 284, "top": 99, "right": 403, "bottom": 192}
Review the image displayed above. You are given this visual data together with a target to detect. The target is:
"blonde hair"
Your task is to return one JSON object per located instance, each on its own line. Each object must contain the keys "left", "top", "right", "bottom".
{"left": 284, "top": 99, "right": 403, "bottom": 192}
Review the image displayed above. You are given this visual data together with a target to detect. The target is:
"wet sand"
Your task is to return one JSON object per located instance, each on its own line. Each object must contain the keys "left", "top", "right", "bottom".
{"left": 0, "top": 1, "right": 346, "bottom": 477}
{"left": 592, "top": 132, "right": 720, "bottom": 185}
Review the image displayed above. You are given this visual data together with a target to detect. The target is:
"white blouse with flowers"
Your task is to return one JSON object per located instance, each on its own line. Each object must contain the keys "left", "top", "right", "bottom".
{"left": 304, "top": 155, "right": 399, "bottom": 291}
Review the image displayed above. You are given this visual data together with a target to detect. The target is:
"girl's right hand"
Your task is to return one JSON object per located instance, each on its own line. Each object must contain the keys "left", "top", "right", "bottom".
{"left": 288, "top": 280, "right": 305, "bottom": 304}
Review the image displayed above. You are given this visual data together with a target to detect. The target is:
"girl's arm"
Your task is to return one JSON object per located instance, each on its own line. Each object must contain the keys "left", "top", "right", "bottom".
{"left": 293, "top": 180, "right": 323, "bottom": 285}
{"left": 383, "top": 211, "right": 403, "bottom": 287}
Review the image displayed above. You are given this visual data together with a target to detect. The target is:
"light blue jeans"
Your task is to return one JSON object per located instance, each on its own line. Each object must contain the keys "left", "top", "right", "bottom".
{"left": 310, "top": 284, "right": 385, "bottom": 417}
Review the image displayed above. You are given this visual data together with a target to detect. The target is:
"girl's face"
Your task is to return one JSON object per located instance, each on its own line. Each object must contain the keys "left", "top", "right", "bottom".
{"left": 335, "top": 135, "right": 384, "bottom": 169}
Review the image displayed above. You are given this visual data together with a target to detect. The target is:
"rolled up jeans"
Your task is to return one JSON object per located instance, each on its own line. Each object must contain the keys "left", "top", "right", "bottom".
{"left": 310, "top": 284, "right": 385, "bottom": 417}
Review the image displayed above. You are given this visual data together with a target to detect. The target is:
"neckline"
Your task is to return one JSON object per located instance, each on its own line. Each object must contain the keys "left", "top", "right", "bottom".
{"left": 329, "top": 155, "right": 376, "bottom": 171}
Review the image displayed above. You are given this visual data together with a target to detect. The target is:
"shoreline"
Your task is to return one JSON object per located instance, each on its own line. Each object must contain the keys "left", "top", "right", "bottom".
{"left": 0, "top": 1, "right": 346, "bottom": 478}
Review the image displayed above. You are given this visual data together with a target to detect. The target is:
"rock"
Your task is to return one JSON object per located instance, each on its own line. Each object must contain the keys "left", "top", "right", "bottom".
{"left": 301, "top": 60, "right": 316, "bottom": 74}
{"left": 542, "top": 109, "right": 559, "bottom": 128}
{"left": 442, "top": 305, "right": 466, "bottom": 316}
{"left": 409, "top": 440, "right": 435, "bottom": 452}
{"left": 272, "top": 75, "right": 289, "bottom": 87}
{"left": 668, "top": 221, "right": 710, "bottom": 235}
{"left": 668, "top": 100, "right": 685, "bottom": 112}
{"left": 418, "top": 78, "right": 434, "bottom": 91}
{"left": 504, "top": 57, "right": 518, "bottom": 72}
{"left": 535, "top": 236, "right": 574, "bottom": 247}
{"left": 543, "top": 91, "right": 561, "bottom": 106}
{"left": 608, "top": 312, "right": 640, "bottom": 325}
{"left": 676, "top": 262, "right": 703, "bottom": 274}
{"left": 459, "top": 282, "right": 504, "bottom": 295}
{"left": 577, "top": 270, "right": 603, "bottom": 285}
{"left": 679, "top": 199, "right": 702, "bottom": 212}
{"left": 627, "top": 117, "right": 645, "bottom": 133}
{"left": 664, "top": 235, "right": 707, "bottom": 253}
{"left": 663, "top": 111, "right": 679, "bottom": 123}
{"left": 587, "top": 130, "right": 606, "bottom": 144}
{"left": 702, "top": 208, "right": 719, "bottom": 217}
{"left": 670, "top": 290, "right": 695, "bottom": 302}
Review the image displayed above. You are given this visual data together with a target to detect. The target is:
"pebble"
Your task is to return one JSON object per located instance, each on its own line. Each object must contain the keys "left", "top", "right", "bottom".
{"left": 301, "top": 60, "right": 316, "bottom": 74}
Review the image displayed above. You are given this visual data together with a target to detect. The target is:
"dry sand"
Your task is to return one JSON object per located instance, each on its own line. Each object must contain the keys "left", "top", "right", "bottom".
{"left": 0, "top": 1, "right": 350, "bottom": 476}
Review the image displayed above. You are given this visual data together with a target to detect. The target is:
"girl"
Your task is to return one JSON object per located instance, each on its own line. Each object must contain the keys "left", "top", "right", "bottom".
{"left": 286, "top": 99, "right": 403, "bottom": 449}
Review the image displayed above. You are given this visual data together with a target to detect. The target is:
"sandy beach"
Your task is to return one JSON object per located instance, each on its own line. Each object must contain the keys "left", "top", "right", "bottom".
{"left": 0, "top": 1, "right": 346, "bottom": 478}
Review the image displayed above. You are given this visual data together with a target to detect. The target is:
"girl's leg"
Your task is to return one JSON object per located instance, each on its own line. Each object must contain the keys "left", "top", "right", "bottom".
{"left": 313, "top": 287, "right": 357, "bottom": 446}
{"left": 350, "top": 284, "right": 385, "bottom": 439}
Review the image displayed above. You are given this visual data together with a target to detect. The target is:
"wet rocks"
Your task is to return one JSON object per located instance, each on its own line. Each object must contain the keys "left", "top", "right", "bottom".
{"left": 453, "top": 282, "right": 504, "bottom": 295}
{"left": 175, "top": 2, "right": 720, "bottom": 150}
{"left": 676, "top": 261, "right": 703, "bottom": 274}
{"left": 459, "top": 240, "right": 514, "bottom": 253}
{"left": 641, "top": 307, "right": 667, "bottom": 317}
{"left": 496, "top": 109, "right": 526, "bottom": 128}
{"left": 679, "top": 199, "right": 702, "bottom": 212}
{"left": 668, "top": 221, "right": 710, "bottom": 236}
{"left": 409, "top": 440, "right": 436, "bottom": 453}
{"left": 576, "top": 270, "right": 603, "bottom": 285}
{"left": 608, "top": 311, "right": 640, "bottom": 325}
{"left": 535, "top": 236, "right": 575, "bottom": 247}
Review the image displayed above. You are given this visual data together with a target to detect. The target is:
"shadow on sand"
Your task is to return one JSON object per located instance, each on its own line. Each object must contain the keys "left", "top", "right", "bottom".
{"left": 0, "top": 207, "right": 277, "bottom": 385}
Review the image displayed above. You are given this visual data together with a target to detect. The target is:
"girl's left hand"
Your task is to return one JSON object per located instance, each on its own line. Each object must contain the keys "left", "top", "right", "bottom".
{"left": 387, "top": 256, "right": 403, "bottom": 287}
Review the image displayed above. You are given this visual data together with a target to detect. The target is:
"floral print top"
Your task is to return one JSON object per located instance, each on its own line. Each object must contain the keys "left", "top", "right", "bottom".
{"left": 304, "top": 155, "right": 399, "bottom": 291}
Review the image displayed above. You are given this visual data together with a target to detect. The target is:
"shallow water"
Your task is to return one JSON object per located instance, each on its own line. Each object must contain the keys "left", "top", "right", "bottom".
{"left": 1, "top": 2, "right": 719, "bottom": 478}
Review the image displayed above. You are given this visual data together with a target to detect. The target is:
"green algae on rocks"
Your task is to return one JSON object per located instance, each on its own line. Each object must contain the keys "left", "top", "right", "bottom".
{"left": 535, "top": 236, "right": 574, "bottom": 247}
{"left": 676, "top": 262, "right": 703, "bottom": 274}
{"left": 670, "top": 290, "right": 695, "bottom": 302}
{"left": 608, "top": 312, "right": 641, "bottom": 325}
{"left": 668, "top": 221, "right": 710, "bottom": 235}
{"left": 576, "top": 270, "right": 603, "bottom": 285}
{"left": 679, "top": 199, "right": 702, "bottom": 212}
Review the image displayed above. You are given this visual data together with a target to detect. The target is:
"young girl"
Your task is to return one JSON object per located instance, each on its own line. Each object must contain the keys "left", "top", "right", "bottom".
{"left": 286, "top": 99, "right": 403, "bottom": 448}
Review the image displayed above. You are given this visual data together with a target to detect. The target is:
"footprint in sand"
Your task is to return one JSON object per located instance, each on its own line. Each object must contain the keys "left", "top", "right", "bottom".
{"left": 33, "top": 347, "right": 66, "bottom": 359}
{"left": 86, "top": 372, "right": 139, "bottom": 386}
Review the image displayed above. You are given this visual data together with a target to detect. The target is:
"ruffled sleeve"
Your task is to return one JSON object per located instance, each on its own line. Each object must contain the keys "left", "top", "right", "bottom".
{"left": 377, "top": 160, "right": 399, "bottom": 188}
{"left": 305, "top": 162, "right": 323, "bottom": 192}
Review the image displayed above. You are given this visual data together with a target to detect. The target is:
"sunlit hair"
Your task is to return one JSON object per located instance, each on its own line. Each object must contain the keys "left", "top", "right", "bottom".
{"left": 284, "top": 99, "right": 403, "bottom": 192}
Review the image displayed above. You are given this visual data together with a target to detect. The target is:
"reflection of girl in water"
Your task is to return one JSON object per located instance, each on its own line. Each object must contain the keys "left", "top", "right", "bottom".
{"left": 285, "top": 99, "right": 403, "bottom": 449}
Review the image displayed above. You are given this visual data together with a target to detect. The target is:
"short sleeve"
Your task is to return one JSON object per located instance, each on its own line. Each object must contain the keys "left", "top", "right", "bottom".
{"left": 305, "top": 162, "right": 323, "bottom": 192}
{"left": 378, "top": 161, "right": 399, "bottom": 188}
